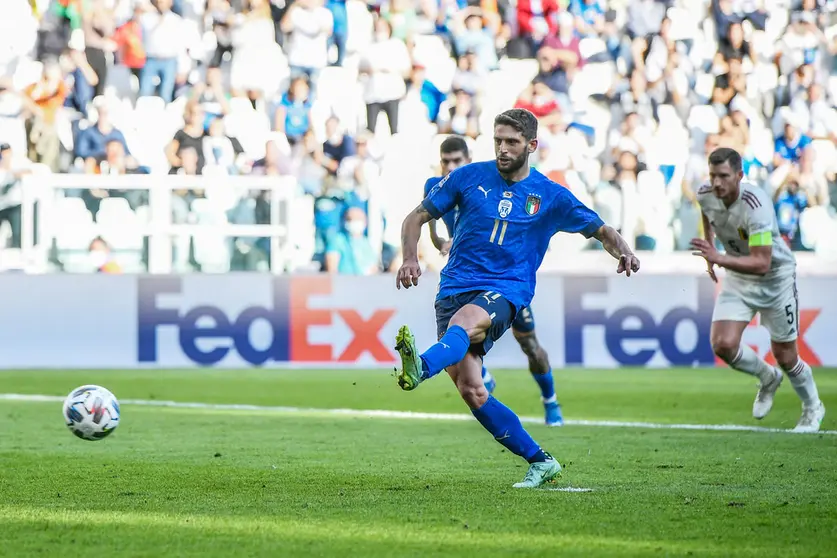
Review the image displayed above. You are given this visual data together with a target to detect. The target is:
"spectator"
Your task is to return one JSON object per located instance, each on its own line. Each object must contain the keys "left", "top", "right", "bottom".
{"left": 774, "top": 173, "right": 815, "bottom": 250}
{"left": 82, "top": 139, "right": 148, "bottom": 218}
{"left": 168, "top": 146, "right": 203, "bottom": 243}
{"left": 411, "top": 63, "right": 446, "bottom": 123}
{"left": 360, "top": 17, "right": 411, "bottom": 134}
{"left": 88, "top": 236, "right": 122, "bottom": 273}
{"left": 82, "top": 0, "right": 116, "bottom": 98}
{"left": 206, "top": 0, "right": 234, "bottom": 68}
{"left": 382, "top": 0, "right": 418, "bottom": 42}
{"left": 190, "top": 66, "right": 231, "bottom": 129}
{"left": 711, "top": 57, "right": 747, "bottom": 115}
{"left": 75, "top": 98, "right": 130, "bottom": 167}
{"left": 514, "top": 0, "right": 560, "bottom": 57}
{"left": 0, "top": 143, "right": 32, "bottom": 248}
{"left": 321, "top": 116, "right": 356, "bottom": 177}
{"left": 139, "top": 0, "right": 184, "bottom": 102}
{"left": 166, "top": 102, "right": 207, "bottom": 173}
{"left": 111, "top": 2, "right": 147, "bottom": 81}
{"left": 570, "top": 0, "right": 606, "bottom": 38}
{"left": 325, "top": 206, "right": 379, "bottom": 275}
{"left": 281, "top": 0, "right": 333, "bottom": 81}
{"left": 61, "top": 43, "right": 99, "bottom": 120}
{"left": 514, "top": 78, "right": 562, "bottom": 127}
{"left": 326, "top": 0, "right": 348, "bottom": 66}
{"left": 536, "top": 10, "right": 582, "bottom": 105}
{"left": 202, "top": 117, "right": 245, "bottom": 174}
{"left": 438, "top": 88, "right": 480, "bottom": 138}
{"left": 273, "top": 76, "right": 313, "bottom": 145}
{"left": 773, "top": 109, "right": 813, "bottom": 181}
{"left": 715, "top": 21, "right": 756, "bottom": 70}
{"left": 230, "top": 0, "right": 279, "bottom": 104}
{"left": 252, "top": 136, "right": 292, "bottom": 176}
{"left": 336, "top": 131, "right": 380, "bottom": 199}
{"left": 21, "top": 59, "right": 68, "bottom": 171}
{"left": 452, "top": 8, "right": 498, "bottom": 71}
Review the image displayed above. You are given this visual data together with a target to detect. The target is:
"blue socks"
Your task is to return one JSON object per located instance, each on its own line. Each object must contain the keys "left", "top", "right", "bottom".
{"left": 531, "top": 368, "right": 555, "bottom": 400}
{"left": 420, "top": 325, "right": 470, "bottom": 380}
{"left": 471, "top": 396, "right": 548, "bottom": 462}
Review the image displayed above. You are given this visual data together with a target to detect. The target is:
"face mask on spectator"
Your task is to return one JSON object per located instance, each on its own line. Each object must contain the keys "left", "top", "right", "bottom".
{"left": 345, "top": 220, "right": 365, "bottom": 236}
{"left": 89, "top": 249, "right": 108, "bottom": 268}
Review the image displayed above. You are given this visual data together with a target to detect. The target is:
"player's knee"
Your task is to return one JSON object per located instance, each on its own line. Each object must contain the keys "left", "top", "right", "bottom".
{"left": 449, "top": 308, "right": 489, "bottom": 343}
{"left": 773, "top": 344, "right": 799, "bottom": 372}
{"left": 711, "top": 336, "right": 739, "bottom": 363}
{"left": 515, "top": 332, "right": 541, "bottom": 358}
{"left": 457, "top": 380, "right": 489, "bottom": 409}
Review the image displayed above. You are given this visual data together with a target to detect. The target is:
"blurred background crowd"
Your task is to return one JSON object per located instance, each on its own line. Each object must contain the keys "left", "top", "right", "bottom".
{"left": 1, "top": 0, "right": 836, "bottom": 274}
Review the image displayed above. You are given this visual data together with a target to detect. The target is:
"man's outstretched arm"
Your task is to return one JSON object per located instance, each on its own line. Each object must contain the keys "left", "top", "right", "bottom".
{"left": 591, "top": 225, "right": 641, "bottom": 276}
{"left": 397, "top": 204, "right": 435, "bottom": 289}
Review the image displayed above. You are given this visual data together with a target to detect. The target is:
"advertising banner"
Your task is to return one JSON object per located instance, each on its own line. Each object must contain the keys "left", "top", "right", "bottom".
{"left": 0, "top": 273, "right": 834, "bottom": 369}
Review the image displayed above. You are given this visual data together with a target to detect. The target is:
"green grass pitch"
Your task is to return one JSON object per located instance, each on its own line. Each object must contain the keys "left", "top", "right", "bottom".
{"left": 1, "top": 368, "right": 836, "bottom": 557}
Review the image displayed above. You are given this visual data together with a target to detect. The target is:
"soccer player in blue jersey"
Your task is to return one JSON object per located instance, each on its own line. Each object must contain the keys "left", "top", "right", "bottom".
{"left": 395, "top": 109, "right": 640, "bottom": 488}
{"left": 424, "top": 135, "right": 564, "bottom": 426}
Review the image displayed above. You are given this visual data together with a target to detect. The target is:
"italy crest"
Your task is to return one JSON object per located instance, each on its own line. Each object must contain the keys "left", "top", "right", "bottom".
{"left": 525, "top": 194, "right": 541, "bottom": 216}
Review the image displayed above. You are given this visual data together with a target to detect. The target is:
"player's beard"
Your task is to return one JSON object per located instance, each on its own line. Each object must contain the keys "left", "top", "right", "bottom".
{"left": 495, "top": 151, "right": 528, "bottom": 178}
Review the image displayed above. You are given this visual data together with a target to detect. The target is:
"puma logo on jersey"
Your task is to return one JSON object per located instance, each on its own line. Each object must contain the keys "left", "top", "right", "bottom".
{"left": 477, "top": 186, "right": 492, "bottom": 197}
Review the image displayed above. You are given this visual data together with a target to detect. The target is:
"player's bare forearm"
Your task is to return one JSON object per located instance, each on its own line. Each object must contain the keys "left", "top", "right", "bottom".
{"left": 701, "top": 212, "right": 714, "bottom": 244}
{"left": 401, "top": 204, "right": 433, "bottom": 263}
{"left": 428, "top": 220, "right": 445, "bottom": 252}
{"left": 715, "top": 249, "right": 771, "bottom": 276}
{"left": 593, "top": 225, "right": 633, "bottom": 261}
{"left": 593, "top": 225, "right": 640, "bottom": 276}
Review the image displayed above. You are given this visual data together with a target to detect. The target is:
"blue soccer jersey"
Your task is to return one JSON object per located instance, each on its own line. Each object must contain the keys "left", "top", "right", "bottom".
{"left": 424, "top": 176, "right": 458, "bottom": 238}
{"left": 422, "top": 161, "right": 604, "bottom": 311}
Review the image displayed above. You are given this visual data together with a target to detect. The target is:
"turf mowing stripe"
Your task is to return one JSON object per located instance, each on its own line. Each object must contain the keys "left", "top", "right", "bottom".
{"left": 1, "top": 393, "right": 834, "bottom": 435}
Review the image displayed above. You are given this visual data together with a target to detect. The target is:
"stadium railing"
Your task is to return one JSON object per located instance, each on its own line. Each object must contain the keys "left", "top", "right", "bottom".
{"left": 18, "top": 174, "right": 308, "bottom": 273}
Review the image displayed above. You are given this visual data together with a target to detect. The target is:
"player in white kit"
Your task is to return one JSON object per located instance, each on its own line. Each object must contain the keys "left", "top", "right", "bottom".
{"left": 690, "top": 147, "right": 825, "bottom": 433}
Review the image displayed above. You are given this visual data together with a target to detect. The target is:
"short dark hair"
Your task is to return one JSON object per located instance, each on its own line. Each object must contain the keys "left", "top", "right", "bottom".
{"left": 494, "top": 108, "right": 538, "bottom": 141}
{"left": 440, "top": 135, "right": 469, "bottom": 158}
{"left": 708, "top": 147, "right": 742, "bottom": 173}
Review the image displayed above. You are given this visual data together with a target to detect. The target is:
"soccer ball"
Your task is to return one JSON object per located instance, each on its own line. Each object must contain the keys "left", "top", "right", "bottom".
{"left": 62, "top": 385, "right": 120, "bottom": 441}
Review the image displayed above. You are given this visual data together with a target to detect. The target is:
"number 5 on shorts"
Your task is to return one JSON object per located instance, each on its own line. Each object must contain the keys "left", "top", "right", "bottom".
{"left": 785, "top": 304, "right": 795, "bottom": 325}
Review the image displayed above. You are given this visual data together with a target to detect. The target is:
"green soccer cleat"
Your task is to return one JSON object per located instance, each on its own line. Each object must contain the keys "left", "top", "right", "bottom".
{"left": 394, "top": 325, "right": 423, "bottom": 391}
{"left": 513, "top": 458, "right": 562, "bottom": 489}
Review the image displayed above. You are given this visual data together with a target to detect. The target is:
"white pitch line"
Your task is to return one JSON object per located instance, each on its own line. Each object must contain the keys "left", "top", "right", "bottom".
{"left": 1, "top": 393, "right": 834, "bottom": 435}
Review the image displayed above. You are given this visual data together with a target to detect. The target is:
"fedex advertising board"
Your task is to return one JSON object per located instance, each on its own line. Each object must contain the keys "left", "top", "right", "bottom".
{"left": 0, "top": 274, "right": 834, "bottom": 369}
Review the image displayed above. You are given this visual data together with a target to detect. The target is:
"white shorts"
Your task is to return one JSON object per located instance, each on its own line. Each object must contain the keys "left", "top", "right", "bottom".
{"left": 712, "top": 273, "right": 799, "bottom": 343}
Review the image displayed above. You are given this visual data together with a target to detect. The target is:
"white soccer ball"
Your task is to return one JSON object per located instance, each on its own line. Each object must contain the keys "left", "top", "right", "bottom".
{"left": 62, "top": 385, "right": 121, "bottom": 441}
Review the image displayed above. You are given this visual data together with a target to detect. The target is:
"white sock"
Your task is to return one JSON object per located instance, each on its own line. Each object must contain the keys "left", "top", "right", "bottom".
{"left": 785, "top": 359, "right": 820, "bottom": 408}
{"left": 730, "top": 345, "right": 775, "bottom": 384}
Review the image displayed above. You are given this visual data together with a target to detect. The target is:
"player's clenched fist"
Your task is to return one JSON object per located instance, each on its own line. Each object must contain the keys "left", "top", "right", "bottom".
{"left": 396, "top": 259, "right": 422, "bottom": 289}
{"left": 617, "top": 254, "right": 640, "bottom": 277}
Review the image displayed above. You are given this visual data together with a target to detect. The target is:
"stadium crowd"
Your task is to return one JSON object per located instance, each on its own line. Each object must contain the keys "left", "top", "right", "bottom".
{"left": 0, "top": 0, "right": 836, "bottom": 273}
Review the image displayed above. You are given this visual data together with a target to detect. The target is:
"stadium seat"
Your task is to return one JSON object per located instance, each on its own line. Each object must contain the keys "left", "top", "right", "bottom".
{"left": 687, "top": 105, "right": 720, "bottom": 136}
{"left": 97, "top": 197, "right": 143, "bottom": 251}
{"left": 135, "top": 96, "right": 167, "bottom": 119}
{"left": 346, "top": 0, "right": 374, "bottom": 55}
{"left": 578, "top": 37, "right": 607, "bottom": 60}
{"left": 191, "top": 198, "right": 232, "bottom": 272}
{"left": 12, "top": 59, "right": 42, "bottom": 90}
{"left": 0, "top": 117, "right": 27, "bottom": 155}
{"left": 106, "top": 65, "right": 136, "bottom": 101}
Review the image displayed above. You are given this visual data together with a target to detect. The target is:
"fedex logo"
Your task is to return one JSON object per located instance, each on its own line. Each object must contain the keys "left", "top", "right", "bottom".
{"left": 137, "top": 276, "right": 395, "bottom": 366}
{"left": 563, "top": 277, "right": 715, "bottom": 366}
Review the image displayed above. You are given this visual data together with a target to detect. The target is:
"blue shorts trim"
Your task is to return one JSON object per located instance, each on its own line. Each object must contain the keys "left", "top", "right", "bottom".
{"left": 434, "top": 290, "right": 516, "bottom": 356}
{"left": 511, "top": 305, "right": 536, "bottom": 333}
